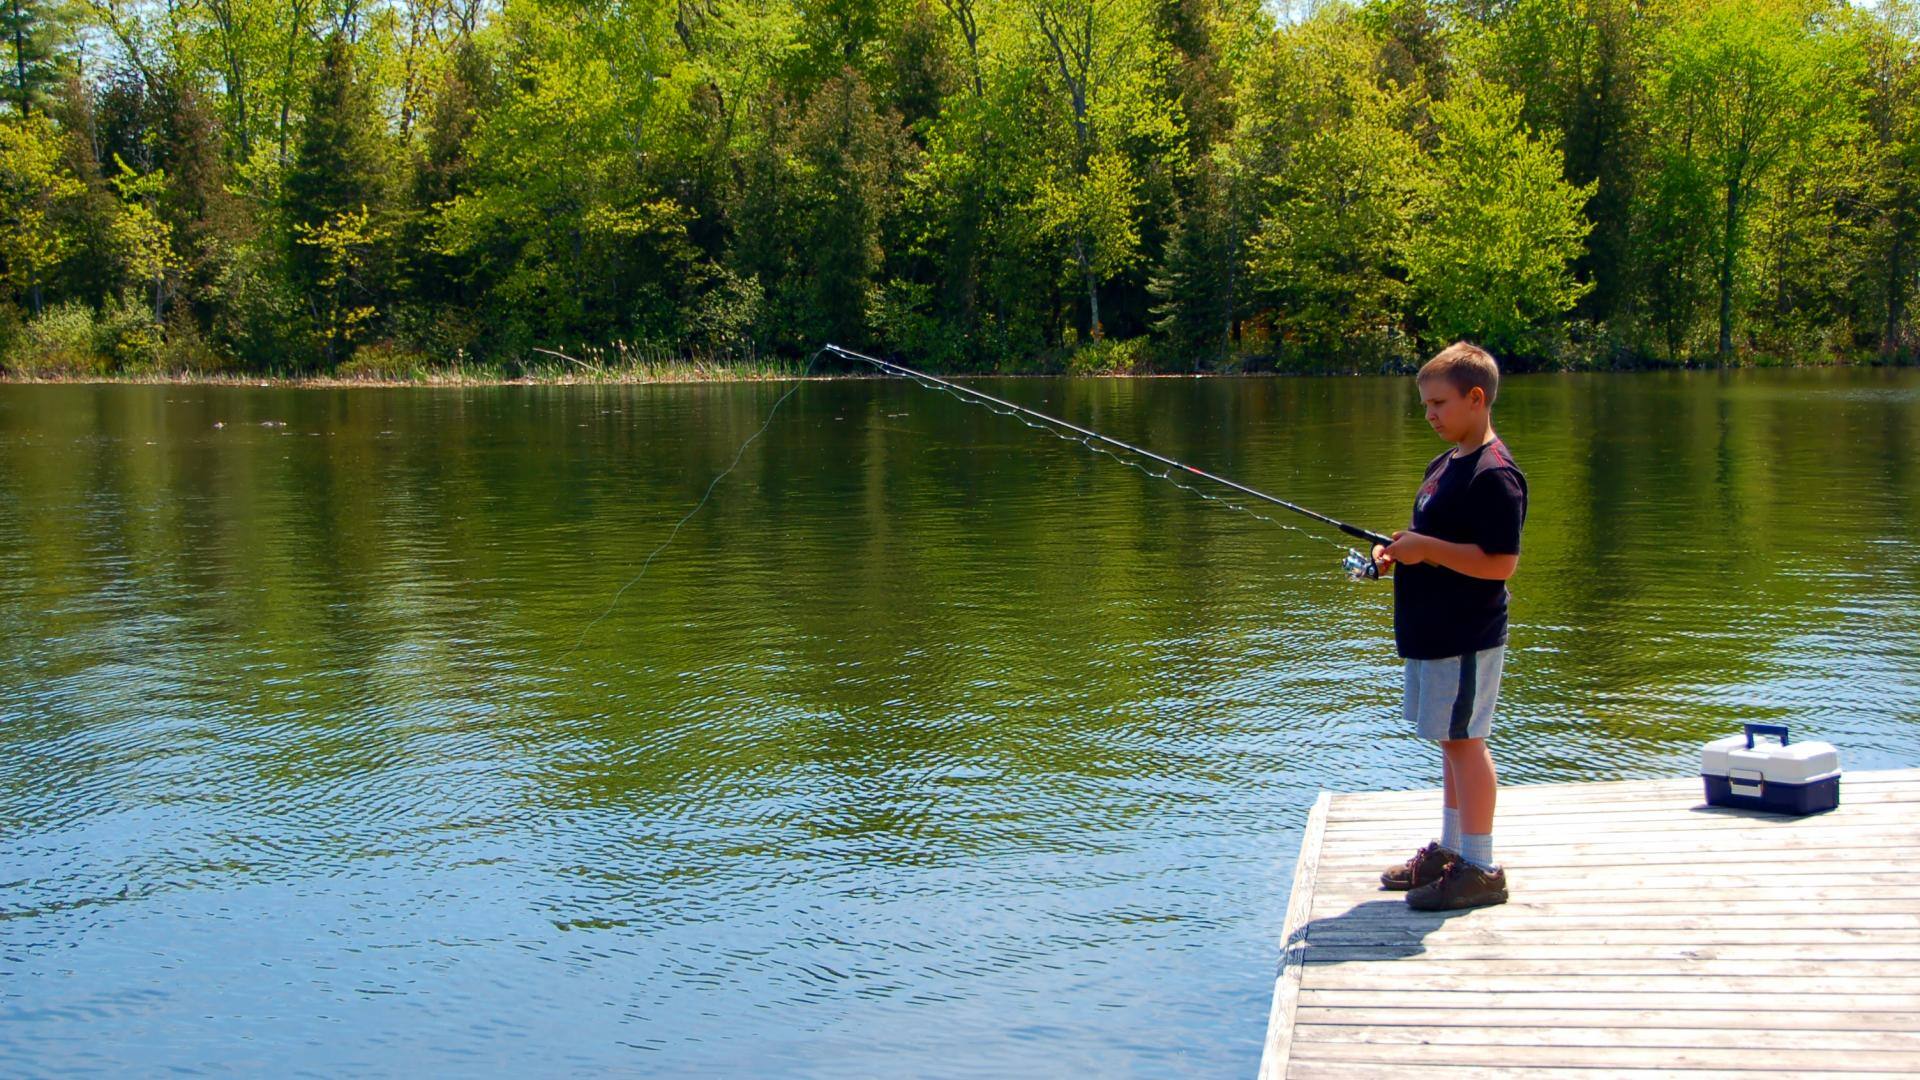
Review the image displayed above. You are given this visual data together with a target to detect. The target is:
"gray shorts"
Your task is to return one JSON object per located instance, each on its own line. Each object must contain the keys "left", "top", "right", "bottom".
{"left": 1403, "top": 645, "right": 1506, "bottom": 742}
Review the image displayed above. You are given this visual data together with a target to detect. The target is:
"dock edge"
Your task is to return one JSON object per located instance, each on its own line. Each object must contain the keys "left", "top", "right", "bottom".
{"left": 1257, "top": 790, "right": 1330, "bottom": 1080}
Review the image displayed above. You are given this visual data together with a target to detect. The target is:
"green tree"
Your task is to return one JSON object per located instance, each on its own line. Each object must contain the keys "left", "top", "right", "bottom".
{"left": 1635, "top": 135, "right": 1716, "bottom": 360}
{"left": 792, "top": 0, "right": 892, "bottom": 90}
{"left": 1359, "top": 0, "right": 1449, "bottom": 113}
{"left": 1025, "top": 0, "right": 1175, "bottom": 339}
{"left": 884, "top": 0, "right": 958, "bottom": 136}
{"left": 1745, "top": 105, "right": 1867, "bottom": 356}
{"left": 1240, "top": 8, "right": 1421, "bottom": 365}
{"left": 284, "top": 33, "right": 396, "bottom": 362}
{"left": 12, "top": 0, "right": 1917, "bottom": 375}
{"left": 1466, "top": 0, "right": 1656, "bottom": 321}
{"left": 789, "top": 68, "right": 911, "bottom": 347}
{"left": 153, "top": 81, "right": 248, "bottom": 332}
{"left": 3, "top": 0, "right": 68, "bottom": 117}
{"left": 434, "top": 12, "right": 702, "bottom": 352}
{"left": 408, "top": 39, "right": 493, "bottom": 322}
{"left": 46, "top": 73, "right": 124, "bottom": 309}
{"left": 1147, "top": 153, "right": 1240, "bottom": 367}
{"left": 1856, "top": 0, "right": 1920, "bottom": 359}
{"left": 882, "top": 69, "right": 1053, "bottom": 366}
{"left": 0, "top": 114, "right": 83, "bottom": 312}
{"left": 1404, "top": 77, "right": 1594, "bottom": 357}
{"left": 108, "top": 156, "right": 183, "bottom": 318}
{"left": 1648, "top": 0, "right": 1858, "bottom": 359}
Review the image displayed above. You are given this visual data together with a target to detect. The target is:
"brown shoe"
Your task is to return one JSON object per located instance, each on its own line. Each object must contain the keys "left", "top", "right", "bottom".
{"left": 1406, "top": 859, "right": 1508, "bottom": 911}
{"left": 1380, "top": 842, "right": 1458, "bottom": 891}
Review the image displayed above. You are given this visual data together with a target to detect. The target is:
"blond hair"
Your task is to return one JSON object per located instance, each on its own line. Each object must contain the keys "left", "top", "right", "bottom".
{"left": 1418, "top": 341, "right": 1500, "bottom": 405}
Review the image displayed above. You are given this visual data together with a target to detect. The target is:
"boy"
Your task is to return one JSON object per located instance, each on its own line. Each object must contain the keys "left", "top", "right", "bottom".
{"left": 1370, "top": 342, "right": 1527, "bottom": 911}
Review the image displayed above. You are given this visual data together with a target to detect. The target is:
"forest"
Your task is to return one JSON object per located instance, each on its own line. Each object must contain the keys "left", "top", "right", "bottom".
{"left": 1, "top": 0, "right": 1916, "bottom": 377}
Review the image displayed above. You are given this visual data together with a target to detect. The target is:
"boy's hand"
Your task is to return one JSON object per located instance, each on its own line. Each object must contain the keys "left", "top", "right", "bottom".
{"left": 1370, "top": 542, "right": 1395, "bottom": 574}
{"left": 1382, "top": 529, "right": 1430, "bottom": 566}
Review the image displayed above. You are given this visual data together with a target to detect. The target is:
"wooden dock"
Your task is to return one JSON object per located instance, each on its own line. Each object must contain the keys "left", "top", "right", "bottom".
{"left": 1259, "top": 768, "right": 1920, "bottom": 1078}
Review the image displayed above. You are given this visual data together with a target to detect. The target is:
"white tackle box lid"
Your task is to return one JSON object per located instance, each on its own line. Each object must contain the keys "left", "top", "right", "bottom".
{"left": 1701, "top": 724, "right": 1840, "bottom": 785}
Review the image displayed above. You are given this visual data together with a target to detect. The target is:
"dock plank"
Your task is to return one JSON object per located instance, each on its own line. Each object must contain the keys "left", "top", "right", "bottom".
{"left": 1286, "top": 1042, "right": 1920, "bottom": 1073}
{"left": 1292, "top": 1006, "right": 1920, "bottom": 1032}
{"left": 1262, "top": 768, "right": 1920, "bottom": 1078}
{"left": 1290, "top": 1023, "right": 1920, "bottom": 1051}
{"left": 1290, "top": 1066, "right": 1880, "bottom": 1080}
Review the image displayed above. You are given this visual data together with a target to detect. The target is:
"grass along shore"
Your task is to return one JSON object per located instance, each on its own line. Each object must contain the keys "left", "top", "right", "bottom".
{"left": 3, "top": 327, "right": 1914, "bottom": 388}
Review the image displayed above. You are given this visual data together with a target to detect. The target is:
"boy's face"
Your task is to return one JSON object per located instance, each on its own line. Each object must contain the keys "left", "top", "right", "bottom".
{"left": 1418, "top": 375, "right": 1486, "bottom": 443}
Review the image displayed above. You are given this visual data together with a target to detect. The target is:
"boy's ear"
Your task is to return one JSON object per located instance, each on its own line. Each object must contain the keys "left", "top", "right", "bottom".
{"left": 1469, "top": 386, "right": 1487, "bottom": 408}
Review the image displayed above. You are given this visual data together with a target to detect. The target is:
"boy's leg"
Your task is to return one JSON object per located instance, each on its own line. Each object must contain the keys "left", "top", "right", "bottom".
{"left": 1443, "top": 737, "right": 1498, "bottom": 869}
{"left": 1382, "top": 659, "right": 1458, "bottom": 890}
{"left": 1441, "top": 754, "right": 1460, "bottom": 852}
{"left": 1405, "top": 645, "right": 1509, "bottom": 910}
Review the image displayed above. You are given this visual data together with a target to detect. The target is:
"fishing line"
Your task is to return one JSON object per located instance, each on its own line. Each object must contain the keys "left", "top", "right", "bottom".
{"left": 569, "top": 342, "right": 1392, "bottom": 657}
{"left": 562, "top": 349, "right": 829, "bottom": 660}
{"left": 819, "top": 344, "right": 1391, "bottom": 577}
{"left": 869, "top": 362, "right": 1338, "bottom": 550}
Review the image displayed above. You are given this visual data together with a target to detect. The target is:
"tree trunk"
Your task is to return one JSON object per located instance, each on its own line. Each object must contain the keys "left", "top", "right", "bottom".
{"left": 12, "top": 0, "right": 30, "bottom": 117}
{"left": 1222, "top": 188, "right": 1239, "bottom": 367}
{"left": 1887, "top": 229, "right": 1908, "bottom": 360}
{"left": 1718, "top": 184, "right": 1739, "bottom": 360}
{"left": 1076, "top": 236, "right": 1099, "bottom": 340}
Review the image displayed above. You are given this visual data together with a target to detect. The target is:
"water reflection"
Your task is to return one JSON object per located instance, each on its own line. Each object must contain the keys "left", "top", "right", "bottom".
{"left": 1, "top": 370, "right": 1916, "bottom": 1075}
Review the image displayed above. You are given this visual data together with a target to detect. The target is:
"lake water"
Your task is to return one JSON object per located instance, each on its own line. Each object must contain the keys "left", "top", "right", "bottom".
{"left": 3, "top": 369, "right": 1917, "bottom": 1076}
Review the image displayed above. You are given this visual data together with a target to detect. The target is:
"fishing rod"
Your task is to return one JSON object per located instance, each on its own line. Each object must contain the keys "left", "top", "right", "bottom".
{"left": 821, "top": 344, "right": 1392, "bottom": 580}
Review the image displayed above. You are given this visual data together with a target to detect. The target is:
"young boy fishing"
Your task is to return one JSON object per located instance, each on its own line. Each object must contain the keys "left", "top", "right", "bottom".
{"left": 1370, "top": 342, "right": 1527, "bottom": 911}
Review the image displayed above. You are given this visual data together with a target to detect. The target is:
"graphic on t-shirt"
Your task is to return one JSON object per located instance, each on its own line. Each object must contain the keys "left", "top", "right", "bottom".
{"left": 1416, "top": 476, "right": 1439, "bottom": 513}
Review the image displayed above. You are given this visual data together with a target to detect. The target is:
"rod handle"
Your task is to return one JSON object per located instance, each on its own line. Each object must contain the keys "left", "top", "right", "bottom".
{"left": 1339, "top": 523, "right": 1395, "bottom": 548}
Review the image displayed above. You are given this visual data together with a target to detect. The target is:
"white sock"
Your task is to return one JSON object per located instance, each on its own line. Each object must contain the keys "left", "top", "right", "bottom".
{"left": 1441, "top": 808, "right": 1461, "bottom": 852}
{"left": 1460, "top": 833, "right": 1495, "bottom": 871}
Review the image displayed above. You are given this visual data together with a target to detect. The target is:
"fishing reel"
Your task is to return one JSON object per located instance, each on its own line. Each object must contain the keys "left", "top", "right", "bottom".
{"left": 1343, "top": 548, "right": 1380, "bottom": 581}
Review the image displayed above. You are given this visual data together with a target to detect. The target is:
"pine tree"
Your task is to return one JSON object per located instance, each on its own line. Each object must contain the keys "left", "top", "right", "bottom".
{"left": 1148, "top": 159, "right": 1239, "bottom": 369}
{"left": 2, "top": 0, "right": 66, "bottom": 118}
{"left": 283, "top": 34, "right": 394, "bottom": 364}
{"left": 790, "top": 69, "right": 907, "bottom": 348}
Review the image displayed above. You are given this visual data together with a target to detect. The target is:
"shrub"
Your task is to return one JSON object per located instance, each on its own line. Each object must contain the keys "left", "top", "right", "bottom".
{"left": 213, "top": 248, "right": 314, "bottom": 372}
{"left": 336, "top": 341, "right": 432, "bottom": 381}
{"left": 155, "top": 308, "right": 229, "bottom": 373}
{"left": 0, "top": 304, "right": 21, "bottom": 368}
{"left": 96, "top": 296, "right": 163, "bottom": 371}
{"left": 8, "top": 302, "right": 112, "bottom": 375}
{"left": 1066, "top": 336, "right": 1151, "bottom": 375}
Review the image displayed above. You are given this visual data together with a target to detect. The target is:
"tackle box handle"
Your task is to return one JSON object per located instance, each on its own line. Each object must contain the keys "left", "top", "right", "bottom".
{"left": 1745, "top": 723, "right": 1790, "bottom": 749}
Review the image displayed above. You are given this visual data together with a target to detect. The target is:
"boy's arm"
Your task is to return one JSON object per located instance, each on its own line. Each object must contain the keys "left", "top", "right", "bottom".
{"left": 1382, "top": 531, "right": 1518, "bottom": 581}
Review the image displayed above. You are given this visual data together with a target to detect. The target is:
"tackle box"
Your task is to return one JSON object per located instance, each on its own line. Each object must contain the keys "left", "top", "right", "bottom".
{"left": 1700, "top": 724, "right": 1841, "bottom": 815}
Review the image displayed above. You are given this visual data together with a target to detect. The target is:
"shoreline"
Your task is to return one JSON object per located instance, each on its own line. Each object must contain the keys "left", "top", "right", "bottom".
{"left": 3, "top": 358, "right": 1910, "bottom": 389}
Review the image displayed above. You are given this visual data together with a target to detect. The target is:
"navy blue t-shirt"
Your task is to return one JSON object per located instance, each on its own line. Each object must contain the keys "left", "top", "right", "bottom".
{"left": 1392, "top": 439, "right": 1528, "bottom": 660}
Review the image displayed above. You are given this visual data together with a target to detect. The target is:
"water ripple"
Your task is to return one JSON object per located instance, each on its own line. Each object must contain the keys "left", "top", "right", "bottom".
{"left": 0, "top": 372, "right": 1916, "bottom": 1075}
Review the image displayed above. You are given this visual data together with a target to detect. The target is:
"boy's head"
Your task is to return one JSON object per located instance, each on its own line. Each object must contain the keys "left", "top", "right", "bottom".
{"left": 1417, "top": 341, "right": 1499, "bottom": 443}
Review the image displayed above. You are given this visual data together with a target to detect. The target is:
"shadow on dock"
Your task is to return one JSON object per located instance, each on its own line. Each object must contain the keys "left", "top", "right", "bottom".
{"left": 1278, "top": 898, "right": 1478, "bottom": 969}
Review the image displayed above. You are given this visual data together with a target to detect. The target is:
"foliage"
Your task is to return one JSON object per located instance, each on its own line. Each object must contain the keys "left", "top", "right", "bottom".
{"left": 1465, "top": 0, "right": 1653, "bottom": 321}
{"left": 1240, "top": 8, "right": 1421, "bottom": 365}
{"left": 1, "top": 0, "right": 1915, "bottom": 376}
{"left": 1064, "top": 334, "right": 1150, "bottom": 373}
{"left": 1148, "top": 156, "right": 1243, "bottom": 368}
{"left": 1, "top": 0, "right": 71, "bottom": 117}
{"left": 1642, "top": 0, "right": 1861, "bottom": 359}
{"left": 0, "top": 114, "right": 83, "bottom": 312}
{"left": 2, "top": 294, "right": 160, "bottom": 374}
{"left": 1404, "top": 77, "right": 1594, "bottom": 355}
